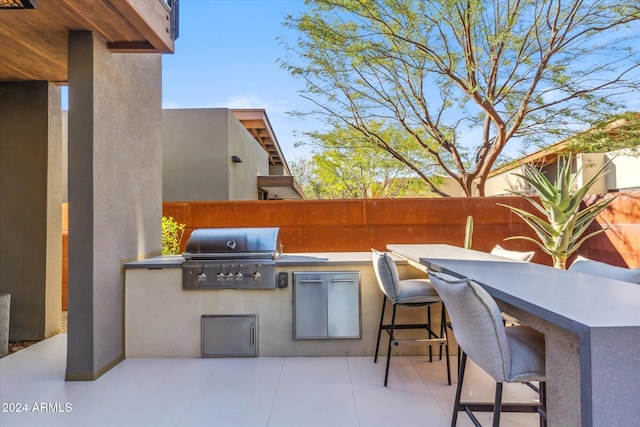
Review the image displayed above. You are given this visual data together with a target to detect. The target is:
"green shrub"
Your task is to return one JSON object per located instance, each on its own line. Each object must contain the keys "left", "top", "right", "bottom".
{"left": 161, "top": 216, "right": 185, "bottom": 255}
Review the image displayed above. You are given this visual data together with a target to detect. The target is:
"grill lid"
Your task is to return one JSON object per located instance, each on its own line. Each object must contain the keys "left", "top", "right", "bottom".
{"left": 183, "top": 227, "right": 281, "bottom": 260}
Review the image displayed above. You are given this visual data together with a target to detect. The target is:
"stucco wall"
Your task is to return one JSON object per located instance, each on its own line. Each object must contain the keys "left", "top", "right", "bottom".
{"left": 66, "top": 31, "right": 162, "bottom": 380}
{"left": 577, "top": 153, "right": 608, "bottom": 194}
{"left": 0, "top": 82, "right": 62, "bottom": 340}
{"left": 226, "top": 110, "right": 269, "bottom": 200}
{"left": 162, "top": 108, "right": 268, "bottom": 201}
{"left": 484, "top": 164, "right": 529, "bottom": 196}
{"left": 163, "top": 109, "right": 229, "bottom": 201}
{"left": 62, "top": 111, "right": 68, "bottom": 203}
{"left": 606, "top": 150, "right": 640, "bottom": 191}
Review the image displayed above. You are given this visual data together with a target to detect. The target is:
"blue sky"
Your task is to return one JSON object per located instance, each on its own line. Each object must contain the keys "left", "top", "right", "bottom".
{"left": 162, "top": 0, "right": 316, "bottom": 161}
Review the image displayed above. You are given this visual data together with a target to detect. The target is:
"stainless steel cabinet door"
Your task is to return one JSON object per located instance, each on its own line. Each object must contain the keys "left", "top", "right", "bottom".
{"left": 293, "top": 272, "right": 360, "bottom": 339}
{"left": 293, "top": 274, "right": 328, "bottom": 338}
{"left": 327, "top": 273, "right": 360, "bottom": 338}
{"left": 201, "top": 314, "right": 258, "bottom": 357}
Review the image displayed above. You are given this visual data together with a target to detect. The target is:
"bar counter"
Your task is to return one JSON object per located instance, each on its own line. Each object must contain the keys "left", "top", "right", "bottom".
{"left": 388, "top": 244, "right": 640, "bottom": 427}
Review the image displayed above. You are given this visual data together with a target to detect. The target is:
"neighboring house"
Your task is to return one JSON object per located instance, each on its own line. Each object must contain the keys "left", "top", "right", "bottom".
{"left": 484, "top": 143, "right": 640, "bottom": 197}
{"left": 162, "top": 108, "right": 304, "bottom": 201}
{"left": 439, "top": 138, "right": 640, "bottom": 197}
{"left": 440, "top": 113, "right": 640, "bottom": 197}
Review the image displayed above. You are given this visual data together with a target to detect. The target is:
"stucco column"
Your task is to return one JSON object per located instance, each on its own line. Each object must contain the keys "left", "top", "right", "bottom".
{"left": 0, "top": 81, "right": 63, "bottom": 341}
{"left": 66, "top": 31, "right": 162, "bottom": 380}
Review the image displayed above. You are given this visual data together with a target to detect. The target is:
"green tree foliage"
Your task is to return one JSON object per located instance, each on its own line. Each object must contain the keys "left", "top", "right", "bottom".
{"left": 567, "top": 112, "right": 640, "bottom": 155}
{"left": 291, "top": 123, "right": 439, "bottom": 198}
{"left": 281, "top": 0, "right": 640, "bottom": 196}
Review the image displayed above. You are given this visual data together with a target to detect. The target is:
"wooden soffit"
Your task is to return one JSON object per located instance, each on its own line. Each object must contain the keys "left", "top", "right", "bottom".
{"left": 0, "top": 0, "right": 175, "bottom": 82}
{"left": 231, "top": 109, "right": 288, "bottom": 170}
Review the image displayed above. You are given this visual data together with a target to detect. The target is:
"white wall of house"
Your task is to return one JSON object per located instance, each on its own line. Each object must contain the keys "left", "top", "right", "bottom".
{"left": 437, "top": 177, "right": 465, "bottom": 197}
{"left": 162, "top": 108, "right": 269, "bottom": 201}
{"left": 482, "top": 148, "right": 640, "bottom": 197}
{"left": 577, "top": 153, "right": 607, "bottom": 194}
{"left": 604, "top": 149, "right": 640, "bottom": 191}
{"left": 484, "top": 164, "right": 529, "bottom": 196}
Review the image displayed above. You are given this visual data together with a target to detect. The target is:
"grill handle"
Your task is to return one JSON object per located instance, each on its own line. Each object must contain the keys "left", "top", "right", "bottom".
{"left": 183, "top": 252, "right": 277, "bottom": 261}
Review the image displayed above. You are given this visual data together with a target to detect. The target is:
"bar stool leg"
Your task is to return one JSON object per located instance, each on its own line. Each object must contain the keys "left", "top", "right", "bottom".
{"left": 384, "top": 303, "right": 397, "bottom": 387}
{"left": 441, "top": 305, "right": 451, "bottom": 385}
{"left": 492, "top": 383, "right": 503, "bottom": 427}
{"left": 374, "top": 295, "right": 387, "bottom": 363}
{"left": 427, "top": 305, "right": 433, "bottom": 362}
{"left": 539, "top": 381, "right": 547, "bottom": 427}
{"left": 451, "top": 352, "right": 467, "bottom": 427}
{"left": 439, "top": 303, "right": 444, "bottom": 360}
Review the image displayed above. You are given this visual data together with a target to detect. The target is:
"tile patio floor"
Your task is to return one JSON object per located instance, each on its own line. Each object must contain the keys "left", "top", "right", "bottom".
{"left": 1, "top": 334, "right": 541, "bottom": 427}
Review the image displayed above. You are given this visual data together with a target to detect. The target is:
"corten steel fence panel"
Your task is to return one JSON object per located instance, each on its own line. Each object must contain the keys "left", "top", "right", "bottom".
{"left": 60, "top": 193, "right": 640, "bottom": 309}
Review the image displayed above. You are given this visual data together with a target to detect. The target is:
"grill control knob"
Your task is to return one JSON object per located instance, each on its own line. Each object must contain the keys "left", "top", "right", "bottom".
{"left": 197, "top": 272, "right": 207, "bottom": 282}
{"left": 253, "top": 272, "right": 262, "bottom": 281}
{"left": 226, "top": 272, "right": 234, "bottom": 281}
{"left": 235, "top": 272, "right": 244, "bottom": 280}
{"left": 216, "top": 272, "right": 224, "bottom": 281}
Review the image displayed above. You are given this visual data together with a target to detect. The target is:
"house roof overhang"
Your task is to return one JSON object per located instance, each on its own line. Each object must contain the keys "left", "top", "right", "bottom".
{"left": 258, "top": 175, "right": 305, "bottom": 200}
{"left": 489, "top": 113, "right": 640, "bottom": 178}
{"left": 231, "top": 109, "right": 304, "bottom": 199}
{"left": 0, "top": 0, "right": 176, "bottom": 83}
{"left": 488, "top": 141, "right": 570, "bottom": 178}
{"left": 231, "top": 109, "right": 290, "bottom": 173}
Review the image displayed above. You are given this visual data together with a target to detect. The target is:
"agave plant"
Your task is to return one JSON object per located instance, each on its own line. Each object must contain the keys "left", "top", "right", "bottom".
{"left": 498, "top": 154, "right": 616, "bottom": 269}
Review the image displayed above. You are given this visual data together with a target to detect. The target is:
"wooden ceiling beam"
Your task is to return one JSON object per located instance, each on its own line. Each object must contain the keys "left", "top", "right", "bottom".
{"left": 0, "top": 0, "right": 174, "bottom": 81}
{"left": 238, "top": 119, "right": 267, "bottom": 129}
{"left": 109, "top": 0, "right": 174, "bottom": 52}
{"left": 107, "top": 41, "right": 156, "bottom": 52}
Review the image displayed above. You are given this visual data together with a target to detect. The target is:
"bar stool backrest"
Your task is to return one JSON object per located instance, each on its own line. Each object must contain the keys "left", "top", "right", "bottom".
{"left": 490, "top": 245, "right": 535, "bottom": 262}
{"left": 569, "top": 256, "right": 640, "bottom": 284}
{"left": 372, "top": 249, "right": 400, "bottom": 301}
{"left": 429, "top": 271, "right": 511, "bottom": 382}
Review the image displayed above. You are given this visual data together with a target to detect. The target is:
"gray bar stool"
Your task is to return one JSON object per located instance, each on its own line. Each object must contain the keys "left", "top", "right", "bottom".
{"left": 372, "top": 250, "right": 451, "bottom": 387}
{"left": 429, "top": 271, "right": 547, "bottom": 427}
{"left": 569, "top": 255, "right": 640, "bottom": 284}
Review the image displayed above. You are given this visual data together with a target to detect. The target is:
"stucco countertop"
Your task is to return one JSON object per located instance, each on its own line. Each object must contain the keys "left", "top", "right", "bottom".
{"left": 124, "top": 255, "right": 184, "bottom": 269}
{"left": 124, "top": 251, "right": 407, "bottom": 269}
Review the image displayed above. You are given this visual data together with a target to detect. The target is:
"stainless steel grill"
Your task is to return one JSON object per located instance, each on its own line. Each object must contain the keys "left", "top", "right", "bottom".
{"left": 182, "top": 227, "right": 282, "bottom": 290}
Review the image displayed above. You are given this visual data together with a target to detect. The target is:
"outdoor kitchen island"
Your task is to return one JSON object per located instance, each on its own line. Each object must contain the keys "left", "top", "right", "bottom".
{"left": 124, "top": 252, "right": 444, "bottom": 358}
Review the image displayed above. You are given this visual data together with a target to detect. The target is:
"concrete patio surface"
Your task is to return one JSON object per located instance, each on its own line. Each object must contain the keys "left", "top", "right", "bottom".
{"left": 1, "top": 334, "right": 541, "bottom": 427}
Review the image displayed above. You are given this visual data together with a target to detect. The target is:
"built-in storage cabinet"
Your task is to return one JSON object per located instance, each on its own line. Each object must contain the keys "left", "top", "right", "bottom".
{"left": 201, "top": 314, "right": 258, "bottom": 357}
{"left": 293, "top": 272, "right": 360, "bottom": 339}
